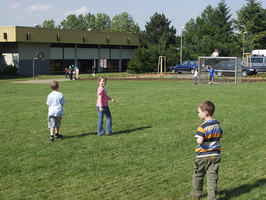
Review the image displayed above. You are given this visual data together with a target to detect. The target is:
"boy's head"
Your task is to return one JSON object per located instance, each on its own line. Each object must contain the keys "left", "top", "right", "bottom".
{"left": 50, "top": 81, "right": 59, "bottom": 91}
{"left": 198, "top": 101, "right": 215, "bottom": 119}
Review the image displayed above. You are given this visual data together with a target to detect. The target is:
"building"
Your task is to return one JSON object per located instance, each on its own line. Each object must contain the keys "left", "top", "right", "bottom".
{"left": 0, "top": 26, "right": 140, "bottom": 75}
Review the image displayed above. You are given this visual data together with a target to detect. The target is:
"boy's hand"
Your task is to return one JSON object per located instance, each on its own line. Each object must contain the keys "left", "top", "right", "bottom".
{"left": 111, "top": 99, "right": 115, "bottom": 103}
{"left": 99, "top": 107, "right": 103, "bottom": 112}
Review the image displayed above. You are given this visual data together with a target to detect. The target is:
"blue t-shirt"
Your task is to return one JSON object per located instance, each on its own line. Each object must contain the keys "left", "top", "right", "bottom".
{"left": 210, "top": 68, "right": 215, "bottom": 76}
{"left": 46, "top": 91, "right": 66, "bottom": 116}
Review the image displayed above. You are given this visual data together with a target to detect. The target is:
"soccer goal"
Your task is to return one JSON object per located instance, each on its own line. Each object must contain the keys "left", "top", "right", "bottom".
{"left": 198, "top": 57, "right": 243, "bottom": 84}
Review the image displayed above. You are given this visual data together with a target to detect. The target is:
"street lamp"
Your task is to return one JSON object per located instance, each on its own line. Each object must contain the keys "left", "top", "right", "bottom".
{"left": 243, "top": 31, "right": 247, "bottom": 56}
{"left": 180, "top": 26, "right": 185, "bottom": 63}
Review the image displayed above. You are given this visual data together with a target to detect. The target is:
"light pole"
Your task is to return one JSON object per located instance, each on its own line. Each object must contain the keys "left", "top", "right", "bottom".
{"left": 243, "top": 31, "right": 247, "bottom": 56}
{"left": 180, "top": 26, "right": 185, "bottom": 63}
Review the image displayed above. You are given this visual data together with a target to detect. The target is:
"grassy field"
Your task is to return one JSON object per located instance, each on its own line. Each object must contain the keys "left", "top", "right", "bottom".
{"left": 0, "top": 75, "right": 265, "bottom": 199}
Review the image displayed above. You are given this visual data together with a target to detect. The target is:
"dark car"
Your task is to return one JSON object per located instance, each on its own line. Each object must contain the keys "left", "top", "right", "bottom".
{"left": 171, "top": 60, "right": 198, "bottom": 74}
{"left": 214, "top": 60, "right": 258, "bottom": 77}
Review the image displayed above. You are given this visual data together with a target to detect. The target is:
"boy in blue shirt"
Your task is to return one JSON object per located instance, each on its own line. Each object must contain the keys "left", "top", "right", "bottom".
{"left": 190, "top": 101, "right": 223, "bottom": 200}
{"left": 209, "top": 66, "right": 215, "bottom": 84}
{"left": 46, "top": 81, "right": 66, "bottom": 142}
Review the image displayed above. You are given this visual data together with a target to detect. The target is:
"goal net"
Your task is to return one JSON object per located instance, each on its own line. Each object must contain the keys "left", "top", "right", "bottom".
{"left": 198, "top": 57, "right": 242, "bottom": 84}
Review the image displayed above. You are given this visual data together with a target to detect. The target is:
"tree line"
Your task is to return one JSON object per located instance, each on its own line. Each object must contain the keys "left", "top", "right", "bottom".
{"left": 40, "top": 0, "right": 266, "bottom": 73}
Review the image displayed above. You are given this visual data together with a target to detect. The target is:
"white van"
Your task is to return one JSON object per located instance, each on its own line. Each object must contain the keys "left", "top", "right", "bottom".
{"left": 244, "top": 50, "right": 266, "bottom": 72}
{"left": 252, "top": 49, "right": 266, "bottom": 56}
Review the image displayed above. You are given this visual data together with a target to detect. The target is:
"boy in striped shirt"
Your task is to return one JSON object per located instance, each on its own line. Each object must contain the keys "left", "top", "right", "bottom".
{"left": 190, "top": 101, "right": 223, "bottom": 200}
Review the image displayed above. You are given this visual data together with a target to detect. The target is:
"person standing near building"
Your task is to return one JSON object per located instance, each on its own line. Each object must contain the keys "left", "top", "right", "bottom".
{"left": 75, "top": 65, "right": 79, "bottom": 79}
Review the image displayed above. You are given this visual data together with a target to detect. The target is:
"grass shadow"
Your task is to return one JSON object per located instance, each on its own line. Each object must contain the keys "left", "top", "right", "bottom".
{"left": 113, "top": 126, "right": 152, "bottom": 135}
{"left": 62, "top": 126, "right": 152, "bottom": 139}
{"left": 218, "top": 178, "right": 266, "bottom": 200}
{"left": 63, "top": 132, "right": 97, "bottom": 139}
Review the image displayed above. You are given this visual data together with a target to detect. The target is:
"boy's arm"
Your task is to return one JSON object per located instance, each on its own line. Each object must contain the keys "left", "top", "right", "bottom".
{"left": 196, "top": 138, "right": 204, "bottom": 145}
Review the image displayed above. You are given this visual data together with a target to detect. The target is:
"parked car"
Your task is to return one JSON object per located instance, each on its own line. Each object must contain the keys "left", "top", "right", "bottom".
{"left": 249, "top": 55, "right": 266, "bottom": 72}
{"left": 170, "top": 60, "right": 198, "bottom": 74}
{"left": 214, "top": 60, "right": 258, "bottom": 77}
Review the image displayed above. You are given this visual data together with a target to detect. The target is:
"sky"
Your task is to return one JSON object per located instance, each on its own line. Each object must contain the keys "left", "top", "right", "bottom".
{"left": 1, "top": 0, "right": 265, "bottom": 35}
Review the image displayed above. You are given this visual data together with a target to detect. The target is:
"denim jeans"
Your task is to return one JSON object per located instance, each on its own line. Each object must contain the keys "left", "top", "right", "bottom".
{"left": 96, "top": 106, "right": 112, "bottom": 135}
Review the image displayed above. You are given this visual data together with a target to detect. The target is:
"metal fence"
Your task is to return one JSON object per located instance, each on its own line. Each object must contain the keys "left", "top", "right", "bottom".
{"left": 198, "top": 57, "right": 242, "bottom": 84}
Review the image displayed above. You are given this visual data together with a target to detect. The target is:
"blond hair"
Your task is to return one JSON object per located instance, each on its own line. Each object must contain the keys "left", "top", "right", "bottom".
{"left": 50, "top": 81, "right": 59, "bottom": 90}
{"left": 98, "top": 76, "right": 107, "bottom": 83}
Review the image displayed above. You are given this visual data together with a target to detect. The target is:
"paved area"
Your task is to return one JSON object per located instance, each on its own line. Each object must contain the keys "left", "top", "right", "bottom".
{"left": 10, "top": 78, "right": 71, "bottom": 84}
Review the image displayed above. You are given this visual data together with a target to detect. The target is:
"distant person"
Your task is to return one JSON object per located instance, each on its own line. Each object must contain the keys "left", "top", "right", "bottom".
{"left": 190, "top": 101, "right": 223, "bottom": 200}
{"left": 68, "top": 66, "right": 73, "bottom": 81}
{"left": 68, "top": 66, "right": 72, "bottom": 80}
{"left": 194, "top": 68, "right": 198, "bottom": 85}
{"left": 75, "top": 65, "right": 79, "bottom": 79}
{"left": 211, "top": 49, "right": 219, "bottom": 57}
{"left": 46, "top": 81, "right": 66, "bottom": 142}
{"left": 65, "top": 68, "right": 68, "bottom": 79}
{"left": 92, "top": 66, "right": 96, "bottom": 77}
{"left": 209, "top": 66, "right": 215, "bottom": 84}
{"left": 96, "top": 76, "right": 115, "bottom": 136}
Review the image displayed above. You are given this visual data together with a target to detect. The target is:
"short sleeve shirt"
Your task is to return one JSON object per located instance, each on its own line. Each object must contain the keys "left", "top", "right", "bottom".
{"left": 97, "top": 87, "right": 108, "bottom": 106}
{"left": 46, "top": 91, "right": 66, "bottom": 116}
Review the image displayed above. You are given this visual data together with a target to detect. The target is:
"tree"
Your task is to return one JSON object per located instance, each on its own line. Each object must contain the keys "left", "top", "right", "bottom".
{"left": 234, "top": 0, "right": 266, "bottom": 51}
{"left": 60, "top": 14, "right": 88, "bottom": 30}
{"left": 127, "top": 46, "right": 159, "bottom": 73}
{"left": 142, "top": 13, "right": 176, "bottom": 54}
{"left": 110, "top": 12, "right": 140, "bottom": 34}
{"left": 95, "top": 13, "right": 111, "bottom": 32}
{"left": 182, "top": 1, "right": 236, "bottom": 59}
{"left": 85, "top": 13, "right": 96, "bottom": 31}
{"left": 41, "top": 19, "right": 56, "bottom": 29}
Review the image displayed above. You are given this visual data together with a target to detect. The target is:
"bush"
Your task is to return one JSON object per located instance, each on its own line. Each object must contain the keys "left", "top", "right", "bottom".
{"left": 127, "top": 46, "right": 159, "bottom": 73}
{"left": 1, "top": 65, "right": 18, "bottom": 75}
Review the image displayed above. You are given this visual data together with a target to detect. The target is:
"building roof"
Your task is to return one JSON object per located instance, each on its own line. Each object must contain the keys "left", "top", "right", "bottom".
{"left": 0, "top": 26, "right": 140, "bottom": 46}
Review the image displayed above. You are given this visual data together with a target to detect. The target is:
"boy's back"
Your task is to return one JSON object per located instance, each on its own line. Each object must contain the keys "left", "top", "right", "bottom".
{"left": 47, "top": 90, "right": 65, "bottom": 117}
{"left": 195, "top": 119, "right": 222, "bottom": 158}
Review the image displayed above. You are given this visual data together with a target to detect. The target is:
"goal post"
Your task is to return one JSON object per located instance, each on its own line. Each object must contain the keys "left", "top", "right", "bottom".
{"left": 198, "top": 57, "right": 242, "bottom": 84}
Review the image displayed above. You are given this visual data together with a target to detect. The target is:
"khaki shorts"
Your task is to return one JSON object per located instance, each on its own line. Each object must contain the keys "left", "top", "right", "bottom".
{"left": 48, "top": 116, "right": 62, "bottom": 128}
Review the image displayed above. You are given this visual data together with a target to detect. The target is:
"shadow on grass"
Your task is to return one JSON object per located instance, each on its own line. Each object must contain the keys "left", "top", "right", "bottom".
{"left": 63, "top": 132, "right": 97, "bottom": 139}
{"left": 63, "top": 126, "right": 152, "bottom": 139}
{"left": 218, "top": 178, "right": 266, "bottom": 200}
{"left": 113, "top": 126, "right": 152, "bottom": 135}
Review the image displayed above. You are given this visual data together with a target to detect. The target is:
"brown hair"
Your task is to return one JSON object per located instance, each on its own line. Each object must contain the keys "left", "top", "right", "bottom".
{"left": 198, "top": 101, "right": 215, "bottom": 117}
{"left": 98, "top": 76, "right": 107, "bottom": 83}
{"left": 50, "top": 81, "right": 59, "bottom": 90}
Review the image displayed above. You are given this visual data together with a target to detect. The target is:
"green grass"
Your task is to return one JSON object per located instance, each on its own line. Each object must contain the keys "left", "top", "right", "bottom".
{"left": 0, "top": 77, "right": 265, "bottom": 199}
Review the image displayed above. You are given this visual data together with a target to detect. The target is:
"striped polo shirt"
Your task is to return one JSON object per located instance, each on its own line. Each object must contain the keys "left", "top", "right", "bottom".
{"left": 195, "top": 119, "right": 223, "bottom": 157}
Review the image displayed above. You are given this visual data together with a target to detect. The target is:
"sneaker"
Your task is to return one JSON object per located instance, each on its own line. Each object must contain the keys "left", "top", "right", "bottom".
{"left": 50, "top": 136, "right": 54, "bottom": 143}
{"left": 106, "top": 132, "right": 111, "bottom": 135}
{"left": 190, "top": 191, "right": 201, "bottom": 199}
{"left": 55, "top": 133, "right": 63, "bottom": 139}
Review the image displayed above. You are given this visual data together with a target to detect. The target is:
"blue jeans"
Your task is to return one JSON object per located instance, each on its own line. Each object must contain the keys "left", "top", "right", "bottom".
{"left": 97, "top": 106, "right": 112, "bottom": 135}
